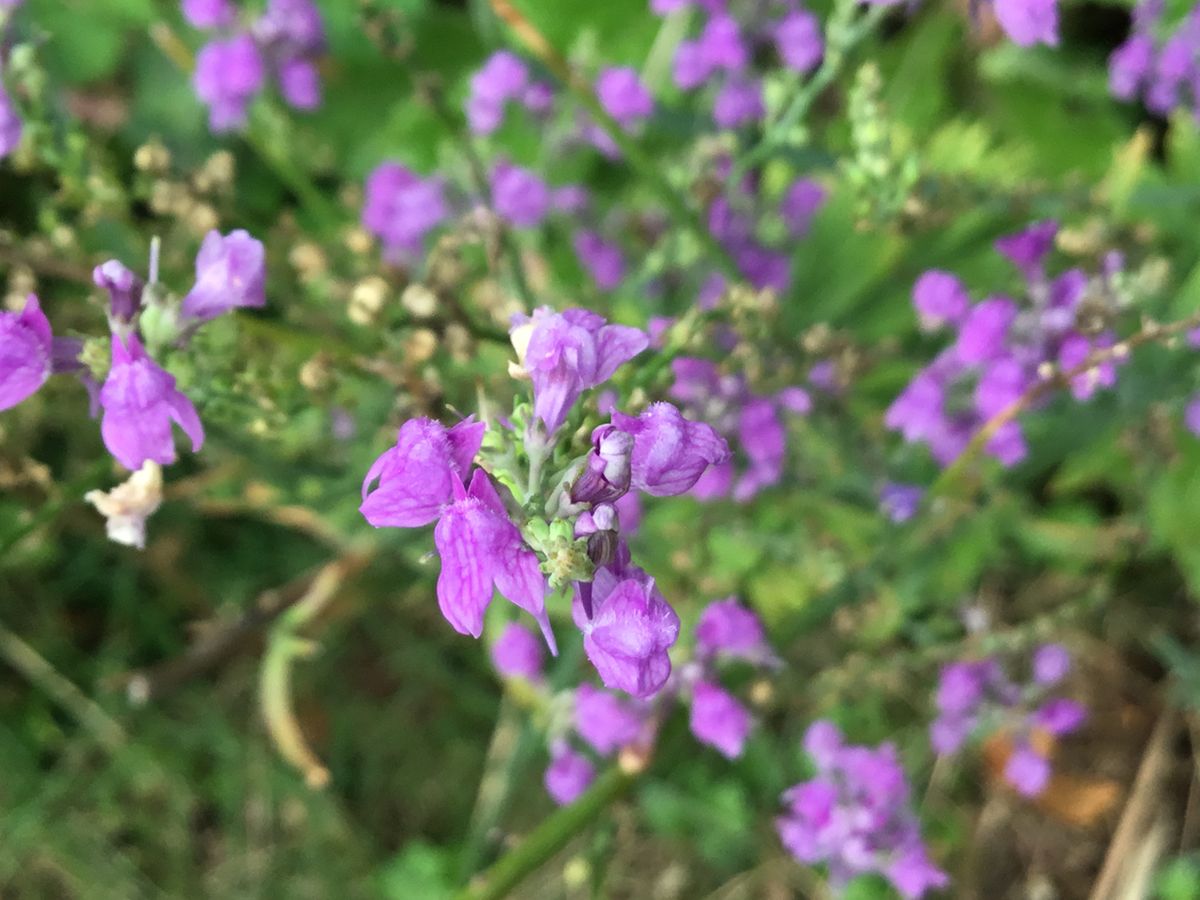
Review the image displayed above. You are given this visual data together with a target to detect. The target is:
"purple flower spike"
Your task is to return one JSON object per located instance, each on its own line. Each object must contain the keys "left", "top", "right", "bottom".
{"left": 181, "top": 229, "right": 266, "bottom": 322}
{"left": 574, "top": 683, "right": 643, "bottom": 754}
{"left": 490, "top": 622, "right": 544, "bottom": 681}
{"left": 93, "top": 261, "right": 144, "bottom": 323}
{"left": 992, "top": 0, "right": 1059, "bottom": 48}
{"left": 490, "top": 162, "right": 550, "bottom": 228}
{"left": 713, "top": 78, "right": 764, "bottom": 128}
{"left": 0, "top": 295, "right": 53, "bottom": 411}
{"left": 995, "top": 220, "right": 1058, "bottom": 281}
{"left": 596, "top": 66, "right": 654, "bottom": 127}
{"left": 545, "top": 744, "right": 595, "bottom": 805}
{"left": 182, "top": 0, "right": 235, "bottom": 29}
{"left": 362, "top": 163, "right": 448, "bottom": 262}
{"left": 360, "top": 416, "right": 485, "bottom": 527}
{"left": 955, "top": 297, "right": 1017, "bottom": 364}
{"left": 515, "top": 307, "right": 649, "bottom": 435}
{"left": 774, "top": 10, "right": 823, "bottom": 73}
{"left": 913, "top": 270, "right": 969, "bottom": 332}
{"left": 435, "top": 469, "right": 556, "bottom": 651}
{"left": 573, "top": 230, "right": 626, "bottom": 291}
{"left": 689, "top": 681, "right": 752, "bottom": 759}
{"left": 580, "top": 564, "right": 680, "bottom": 698}
{"left": 1004, "top": 742, "right": 1051, "bottom": 796}
{"left": 1031, "top": 643, "right": 1070, "bottom": 685}
{"left": 0, "top": 83, "right": 21, "bottom": 159}
{"left": 611, "top": 402, "right": 731, "bottom": 497}
{"left": 571, "top": 425, "right": 633, "bottom": 505}
{"left": 695, "top": 598, "right": 769, "bottom": 662}
{"left": 99, "top": 334, "right": 204, "bottom": 470}
{"left": 193, "top": 34, "right": 264, "bottom": 132}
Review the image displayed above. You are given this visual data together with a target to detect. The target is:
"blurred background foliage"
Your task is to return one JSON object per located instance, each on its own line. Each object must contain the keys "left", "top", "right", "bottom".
{"left": 4, "top": 0, "right": 1200, "bottom": 897}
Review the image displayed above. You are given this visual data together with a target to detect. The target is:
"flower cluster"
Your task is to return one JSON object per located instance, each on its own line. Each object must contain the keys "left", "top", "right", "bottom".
{"left": 361, "top": 163, "right": 449, "bottom": 264}
{"left": 886, "top": 221, "right": 1127, "bottom": 468}
{"left": 865, "top": 0, "right": 1057, "bottom": 47}
{"left": 668, "top": 356, "right": 812, "bottom": 501}
{"left": 492, "top": 597, "right": 775, "bottom": 806}
{"left": 183, "top": 0, "right": 326, "bottom": 131}
{"left": 2, "top": 229, "right": 264, "bottom": 477}
{"left": 930, "top": 643, "right": 1086, "bottom": 797}
{"left": 465, "top": 50, "right": 555, "bottom": 136}
{"left": 655, "top": 0, "right": 823, "bottom": 126}
{"left": 1110, "top": 1, "right": 1200, "bottom": 116}
{"left": 777, "top": 721, "right": 949, "bottom": 899}
{"left": 362, "top": 307, "right": 733, "bottom": 699}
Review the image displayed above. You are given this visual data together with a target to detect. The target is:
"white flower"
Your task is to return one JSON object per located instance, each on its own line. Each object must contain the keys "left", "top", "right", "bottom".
{"left": 85, "top": 461, "right": 163, "bottom": 550}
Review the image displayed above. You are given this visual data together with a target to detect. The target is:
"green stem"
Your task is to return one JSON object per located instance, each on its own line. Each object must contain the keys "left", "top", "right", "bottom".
{"left": 457, "top": 764, "right": 637, "bottom": 900}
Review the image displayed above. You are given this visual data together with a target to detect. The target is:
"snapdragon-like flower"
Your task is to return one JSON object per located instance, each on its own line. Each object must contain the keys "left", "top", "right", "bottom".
{"left": 193, "top": 34, "right": 264, "bottom": 132}
{"left": 929, "top": 645, "right": 1086, "bottom": 797}
{"left": 490, "top": 161, "right": 551, "bottom": 228}
{"left": 610, "top": 402, "right": 731, "bottom": 497}
{"left": 93, "top": 261, "right": 145, "bottom": 324}
{"left": 573, "top": 229, "right": 626, "bottom": 291}
{"left": 466, "top": 51, "right": 530, "bottom": 134}
{"left": 694, "top": 597, "right": 771, "bottom": 663}
{"left": 84, "top": 461, "right": 163, "bottom": 550}
{"left": 362, "top": 163, "right": 448, "bottom": 262}
{"left": 596, "top": 66, "right": 654, "bottom": 127}
{"left": 774, "top": 9, "right": 823, "bottom": 73}
{"left": 360, "top": 418, "right": 556, "bottom": 649}
{"left": 490, "top": 621, "right": 545, "bottom": 681}
{"left": 574, "top": 683, "right": 644, "bottom": 754}
{"left": 577, "top": 561, "right": 680, "bottom": 698}
{"left": 777, "top": 721, "right": 949, "bottom": 898}
{"left": 570, "top": 425, "right": 633, "bottom": 506}
{"left": 510, "top": 307, "right": 648, "bottom": 435}
{"left": 1109, "top": 2, "right": 1200, "bottom": 115}
{"left": 544, "top": 743, "right": 595, "bottom": 805}
{"left": 181, "top": 229, "right": 267, "bottom": 321}
{"left": 99, "top": 334, "right": 205, "bottom": 470}
{"left": 0, "top": 295, "right": 53, "bottom": 411}
{"left": 689, "top": 681, "right": 751, "bottom": 758}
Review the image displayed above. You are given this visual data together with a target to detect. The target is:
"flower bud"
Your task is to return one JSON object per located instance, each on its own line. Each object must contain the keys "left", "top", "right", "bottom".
{"left": 570, "top": 425, "right": 632, "bottom": 505}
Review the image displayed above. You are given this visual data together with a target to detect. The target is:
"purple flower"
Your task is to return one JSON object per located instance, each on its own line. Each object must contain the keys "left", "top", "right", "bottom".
{"left": 513, "top": 307, "right": 648, "bottom": 435}
{"left": 995, "top": 220, "right": 1057, "bottom": 281}
{"left": 611, "top": 402, "right": 731, "bottom": 497}
{"left": 991, "top": 0, "right": 1059, "bottom": 47}
{"left": 1004, "top": 742, "right": 1051, "bottom": 796}
{"left": 673, "top": 40, "right": 713, "bottom": 90}
{"left": 277, "top": 57, "right": 321, "bottom": 110}
{"left": 574, "top": 683, "right": 643, "bottom": 754}
{"left": 0, "top": 295, "right": 53, "bottom": 411}
{"left": 1110, "top": 34, "right": 1154, "bottom": 100}
{"left": 360, "top": 417, "right": 484, "bottom": 527}
{"left": 544, "top": 744, "right": 595, "bottom": 805}
{"left": 1186, "top": 394, "right": 1200, "bottom": 436}
{"left": 93, "top": 261, "right": 144, "bottom": 323}
{"left": 571, "top": 425, "right": 634, "bottom": 505}
{"left": 490, "top": 162, "right": 550, "bottom": 228}
{"left": 912, "top": 270, "right": 969, "bottom": 332}
{"left": 1058, "top": 333, "right": 1117, "bottom": 401}
{"left": 695, "top": 598, "right": 768, "bottom": 662}
{"left": 182, "top": 0, "right": 235, "bottom": 29}
{"left": 181, "top": 229, "right": 266, "bottom": 322}
{"left": 99, "top": 333, "right": 204, "bottom": 470}
{"left": 955, "top": 297, "right": 1017, "bottom": 364}
{"left": 689, "top": 681, "right": 752, "bottom": 758}
{"left": 879, "top": 483, "right": 923, "bottom": 523}
{"left": 929, "top": 715, "right": 972, "bottom": 755}
{"left": 713, "top": 78, "right": 764, "bottom": 128}
{"left": 193, "top": 34, "right": 264, "bottom": 132}
{"left": 466, "top": 51, "right": 529, "bottom": 134}
{"left": 975, "top": 356, "right": 1029, "bottom": 419}
{"left": 1032, "top": 698, "right": 1086, "bottom": 736}
{"left": 521, "top": 81, "right": 555, "bottom": 115}
{"left": 362, "top": 163, "right": 448, "bottom": 261}
{"left": 490, "top": 622, "right": 544, "bottom": 680}
{"left": 551, "top": 184, "right": 590, "bottom": 214}
{"left": 777, "top": 386, "right": 812, "bottom": 414}
{"left": 573, "top": 230, "right": 626, "bottom": 291}
{"left": 780, "top": 178, "right": 826, "bottom": 237}
{"left": 254, "top": 0, "right": 325, "bottom": 58}
{"left": 0, "top": 83, "right": 21, "bottom": 159}
{"left": 699, "top": 15, "right": 749, "bottom": 73}
{"left": 578, "top": 563, "right": 680, "bottom": 697}
{"left": 1031, "top": 643, "right": 1070, "bottom": 685}
{"left": 774, "top": 10, "right": 823, "bottom": 72}
{"left": 596, "top": 66, "right": 654, "bottom": 127}
{"left": 434, "top": 469, "right": 556, "bottom": 649}
{"left": 887, "top": 846, "right": 953, "bottom": 900}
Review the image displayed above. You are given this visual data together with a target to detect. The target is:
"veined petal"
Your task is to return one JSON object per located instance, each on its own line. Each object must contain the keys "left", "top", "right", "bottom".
{"left": 433, "top": 507, "right": 494, "bottom": 638}
{"left": 594, "top": 324, "right": 649, "bottom": 383}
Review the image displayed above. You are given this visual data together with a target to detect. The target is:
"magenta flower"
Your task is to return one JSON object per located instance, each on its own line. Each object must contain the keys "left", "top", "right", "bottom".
{"left": 713, "top": 78, "right": 764, "bottom": 128}
{"left": 1031, "top": 643, "right": 1070, "bottom": 685}
{"left": 780, "top": 178, "right": 827, "bottom": 237}
{"left": 514, "top": 307, "right": 648, "bottom": 435}
{"left": 99, "top": 334, "right": 204, "bottom": 470}
{"left": 490, "top": 162, "right": 550, "bottom": 228}
{"left": 689, "top": 681, "right": 752, "bottom": 758}
{"left": 954, "top": 297, "right": 1017, "bottom": 365}
{"left": 182, "top": 0, "right": 235, "bottom": 29}
{"left": 880, "top": 483, "right": 924, "bottom": 523}
{"left": 578, "top": 563, "right": 680, "bottom": 698}
{"left": 570, "top": 425, "right": 633, "bottom": 506}
{"left": 995, "top": 220, "right": 1058, "bottom": 281}
{"left": 573, "top": 230, "right": 626, "bottom": 291}
{"left": 596, "top": 66, "right": 654, "bottom": 127}
{"left": 992, "top": 0, "right": 1059, "bottom": 47}
{"left": 193, "top": 34, "right": 264, "bottom": 132}
{"left": 574, "top": 683, "right": 643, "bottom": 754}
{"left": 774, "top": 10, "right": 823, "bottom": 73}
{"left": 611, "top": 402, "right": 731, "bottom": 497}
{"left": 0, "top": 82, "right": 22, "bottom": 159}
{"left": 277, "top": 57, "right": 320, "bottom": 109}
{"left": 0, "top": 295, "right": 53, "bottom": 411}
{"left": 466, "top": 51, "right": 529, "bottom": 134}
{"left": 912, "top": 270, "right": 969, "bottom": 332}
{"left": 1004, "top": 743, "right": 1051, "bottom": 796}
{"left": 695, "top": 597, "right": 773, "bottom": 663}
{"left": 254, "top": 0, "right": 325, "bottom": 57}
{"left": 490, "top": 621, "right": 545, "bottom": 681}
{"left": 1033, "top": 698, "right": 1087, "bottom": 736}
{"left": 93, "top": 261, "right": 144, "bottom": 323}
{"left": 544, "top": 743, "right": 595, "bottom": 805}
{"left": 362, "top": 163, "right": 448, "bottom": 262}
{"left": 1186, "top": 394, "right": 1200, "bottom": 437}
{"left": 181, "top": 229, "right": 266, "bottom": 322}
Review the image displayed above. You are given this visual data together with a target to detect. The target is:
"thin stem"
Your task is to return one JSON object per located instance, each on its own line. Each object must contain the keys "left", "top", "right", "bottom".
{"left": 486, "top": 0, "right": 739, "bottom": 279}
{"left": 457, "top": 764, "right": 637, "bottom": 900}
